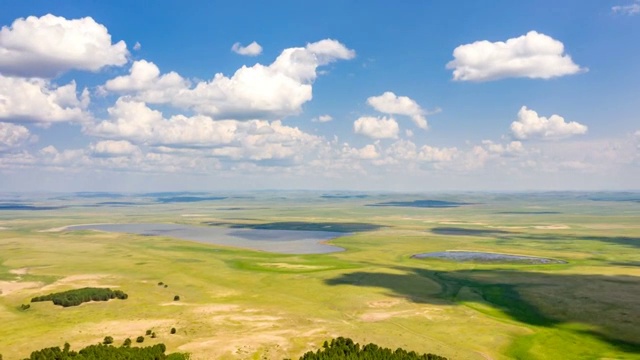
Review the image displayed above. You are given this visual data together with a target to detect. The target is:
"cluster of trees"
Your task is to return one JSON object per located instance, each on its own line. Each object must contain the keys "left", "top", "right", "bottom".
{"left": 31, "top": 288, "right": 128, "bottom": 307}
{"left": 18, "top": 336, "right": 444, "bottom": 360}
{"left": 298, "top": 337, "right": 448, "bottom": 360}
{"left": 24, "top": 342, "right": 188, "bottom": 360}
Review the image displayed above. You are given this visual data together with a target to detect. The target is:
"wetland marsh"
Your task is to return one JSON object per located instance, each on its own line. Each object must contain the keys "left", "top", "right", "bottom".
{"left": 411, "top": 251, "right": 566, "bottom": 264}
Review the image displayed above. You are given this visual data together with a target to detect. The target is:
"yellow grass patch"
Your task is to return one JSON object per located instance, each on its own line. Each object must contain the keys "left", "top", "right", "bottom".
{"left": 534, "top": 224, "right": 570, "bottom": 230}
{"left": 0, "top": 280, "right": 42, "bottom": 296}
{"left": 258, "top": 262, "right": 327, "bottom": 270}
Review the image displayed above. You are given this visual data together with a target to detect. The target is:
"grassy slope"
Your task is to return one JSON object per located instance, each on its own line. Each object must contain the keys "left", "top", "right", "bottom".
{"left": 0, "top": 193, "right": 639, "bottom": 359}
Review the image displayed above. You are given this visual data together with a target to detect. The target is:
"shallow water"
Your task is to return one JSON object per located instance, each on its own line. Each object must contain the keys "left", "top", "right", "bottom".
{"left": 67, "top": 223, "right": 345, "bottom": 254}
{"left": 412, "top": 251, "right": 565, "bottom": 264}
{"left": 367, "top": 200, "right": 470, "bottom": 208}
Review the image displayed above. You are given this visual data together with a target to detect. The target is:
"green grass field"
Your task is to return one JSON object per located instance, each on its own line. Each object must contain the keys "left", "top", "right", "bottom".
{"left": 1, "top": 192, "right": 639, "bottom": 359}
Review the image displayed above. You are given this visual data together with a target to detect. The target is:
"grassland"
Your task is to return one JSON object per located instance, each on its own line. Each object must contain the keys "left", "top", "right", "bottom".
{"left": 1, "top": 192, "right": 639, "bottom": 359}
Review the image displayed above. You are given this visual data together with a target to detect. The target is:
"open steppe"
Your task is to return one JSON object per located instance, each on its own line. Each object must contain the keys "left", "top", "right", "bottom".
{"left": 1, "top": 192, "right": 639, "bottom": 359}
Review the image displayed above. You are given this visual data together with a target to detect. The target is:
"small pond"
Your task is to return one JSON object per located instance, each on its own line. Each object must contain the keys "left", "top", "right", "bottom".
{"left": 412, "top": 250, "right": 566, "bottom": 264}
{"left": 66, "top": 223, "right": 345, "bottom": 254}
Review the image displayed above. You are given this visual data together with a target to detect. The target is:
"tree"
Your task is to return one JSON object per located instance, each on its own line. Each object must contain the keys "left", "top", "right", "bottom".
{"left": 123, "top": 338, "right": 132, "bottom": 347}
{"left": 151, "top": 332, "right": 157, "bottom": 338}
{"left": 103, "top": 336, "right": 114, "bottom": 345}
{"left": 146, "top": 329, "right": 152, "bottom": 336}
{"left": 173, "top": 295, "right": 180, "bottom": 301}
{"left": 136, "top": 336, "right": 145, "bottom": 343}
{"left": 170, "top": 327, "right": 177, "bottom": 334}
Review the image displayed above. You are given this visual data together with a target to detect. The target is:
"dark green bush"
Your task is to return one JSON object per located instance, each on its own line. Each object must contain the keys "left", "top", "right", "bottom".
{"left": 136, "top": 336, "right": 145, "bottom": 343}
{"left": 103, "top": 336, "right": 113, "bottom": 345}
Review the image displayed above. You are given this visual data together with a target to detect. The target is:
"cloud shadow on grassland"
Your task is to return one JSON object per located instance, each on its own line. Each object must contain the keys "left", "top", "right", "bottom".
{"left": 325, "top": 267, "right": 640, "bottom": 352}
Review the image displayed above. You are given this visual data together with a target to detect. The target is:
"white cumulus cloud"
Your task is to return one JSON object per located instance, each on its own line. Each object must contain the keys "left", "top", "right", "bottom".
{"left": 103, "top": 60, "right": 189, "bottom": 101}
{"left": 341, "top": 143, "right": 379, "bottom": 160}
{"left": 367, "top": 92, "right": 428, "bottom": 129}
{"left": 312, "top": 114, "right": 333, "bottom": 122}
{"left": 613, "top": 1, "right": 640, "bottom": 15}
{"left": 0, "top": 122, "right": 33, "bottom": 150}
{"left": 377, "top": 140, "right": 458, "bottom": 166}
{"left": 447, "top": 31, "right": 585, "bottom": 82}
{"left": 418, "top": 145, "right": 459, "bottom": 162}
{"left": 510, "top": 106, "right": 587, "bottom": 140}
{"left": 353, "top": 116, "right": 399, "bottom": 139}
{"left": 481, "top": 140, "right": 524, "bottom": 155}
{"left": 101, "top": 39, "right": 355, "bottom": 119}
{"left": 0, "top": 75, "right": 90, "bottom": 125}
{"left": 89, "top": 99, "right": 321, "bottom": 162}
{"left": 231, "top": 41, "right": 263, "bottom": 56}
{"left": 0, "top": 14, "right": 128, "bottom": 78}
{"left": 90, "top": 140, "right": 140, "bottom": 157}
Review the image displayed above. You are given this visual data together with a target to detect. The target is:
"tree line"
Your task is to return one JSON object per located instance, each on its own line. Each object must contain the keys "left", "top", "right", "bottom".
{"left": 297, "top": 337, "right": 448, "bottom": 360}
{"left": 31, "top": 287, "right": 128, "bottom": 307}
{"left": 24, "top": 342, "right": 188, "bottom": 360}
{"left": 17, "top": 337, "right": 446, "bottom": 360}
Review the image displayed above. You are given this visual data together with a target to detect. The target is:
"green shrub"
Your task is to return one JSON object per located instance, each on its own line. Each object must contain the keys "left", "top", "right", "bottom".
{"left": 136, "top": 336, "right": 145, "bottom": 343}
{"left": 123, "top": 338, "right": 132, "bottom": 347}
{"left": 173, "top": 295, "right": 180, "bottom": 301}
{"left": 146, "top": 329, "right": 152, "bottom": 336}
{"left": 103, "top": 336, "right": 113, "bottom": 345}
{"left": 170, "top": 327, "right": 176, "bottom": 334}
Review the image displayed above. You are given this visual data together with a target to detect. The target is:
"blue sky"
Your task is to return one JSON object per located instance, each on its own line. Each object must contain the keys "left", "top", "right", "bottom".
{"left": 0, "top": 0, "right": 638, "bottom": 191}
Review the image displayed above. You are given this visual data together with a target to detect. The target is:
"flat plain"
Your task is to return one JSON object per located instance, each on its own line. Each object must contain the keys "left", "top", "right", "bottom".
{"left": 1, "top": 192, "right": 639, "bottom": 359}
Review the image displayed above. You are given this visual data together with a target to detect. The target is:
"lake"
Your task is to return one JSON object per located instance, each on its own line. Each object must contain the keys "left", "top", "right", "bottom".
{"left": 66, "top": 223, "right": 345, "bottom": 254}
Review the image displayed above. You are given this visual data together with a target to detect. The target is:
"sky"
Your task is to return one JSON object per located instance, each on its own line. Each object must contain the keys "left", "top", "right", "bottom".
{"left": 0, "top": 0, "right": 638, "bottom": 192}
